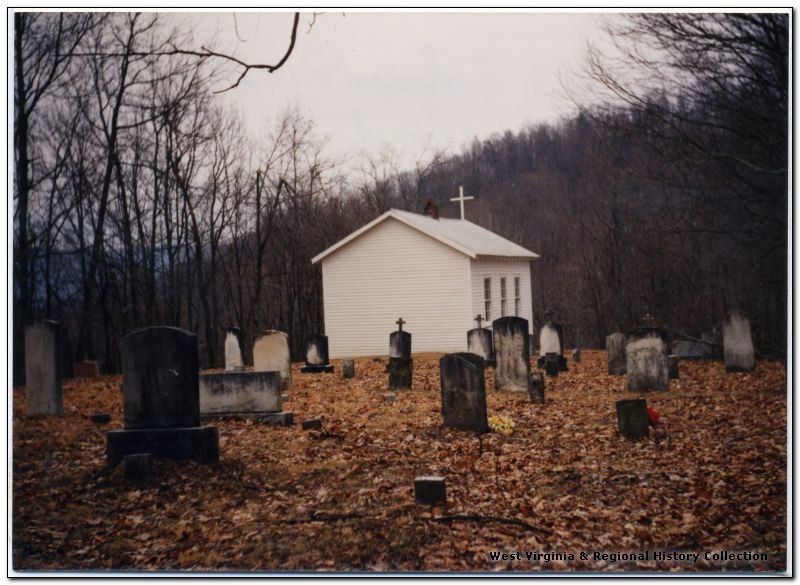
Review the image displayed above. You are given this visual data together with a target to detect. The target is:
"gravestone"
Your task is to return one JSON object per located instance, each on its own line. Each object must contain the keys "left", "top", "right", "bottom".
{"left": 529, "top": 372, "right": 545, "bottom": 404}
{"left": 388, "top": 357, "right": 413, "bottom": 390}
{"left": 199, "top": 371, "right": 292, "bottom": 425}
{"left": 300, "top": 334, "right": 334, "bottom": 373}
{"left": 606, "top": 332, "right": 627, "bottom": 375}
{"left": 439, "top": 353, "right": 488, "bottom": 432}
{"left": 539, "top": 321, "right": 567, "bottom": 371}
{"left": 673, "top": 339, "right": 713, "bottom": 359}
{"left": 73, "top": 360, "right": 100, "bottom": 378}
{"left": 616, "top": 399, "right": 649, "bottom": 438}
{"left": 224, "top": 327, "right": 244, "bottom": 372}
{"left": 493, "top": 316, "right": 531, "bottom": 392}
{"left": 545, "top": 352, "right": 559, "bottom": 377}
{"left": 467, "top": 314, "right": 495, "bottom": 367}
{"left": 342, "top": 358, "right": 355, "bottom": 379}
{"left": 253, "top": 330, "right": 292, "bottom": 389}
{"left": 668, "top": 355, "right": 679, "bottom": 379}
{"left": 572, "top": 348, "right": 581, "bottom": 363}
{"left": 25, "top": 321, "right": 63, "bottom": 417}
{"left": 626, "top": 327, "right": 670, "bottom": 391}
{"left": 389, "top": 318, "right": 412, "bottom": 358}
{"left": 723, "top": 311, "right": 756, "bottom": 372}
{"left": 124, "top": 453, "right": 153, "bottom": 483}
{"left": 414, "top": 476, "right": 446, "bottom": 505}
{"left": 106, "top": 326, "right": 219, "bottom": 466}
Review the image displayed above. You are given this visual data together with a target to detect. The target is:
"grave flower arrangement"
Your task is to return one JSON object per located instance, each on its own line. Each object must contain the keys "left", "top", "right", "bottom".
{"left": 488, "top": 415, "right": 515, "bottom": 436}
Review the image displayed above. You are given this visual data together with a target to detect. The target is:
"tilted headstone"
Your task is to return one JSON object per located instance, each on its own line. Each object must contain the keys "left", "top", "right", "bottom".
{"left": 529, "top": 372, "right": 545, "bottom": 404}
{"left": 723, "top": 311, "right": 756, "bottom": 372}
{"left": 606, "top": 332, "right": 627, "bottom": 375}
{"left": 342, "top": 358, "right": 355, "bottom": 379}
{"left": 199, "top": 370, "right": 291, "bottom": 425}
{"left": 439, "top": 353, "right": 488, "bottom": 433}
{"left": 253, "top": 330, "right": 292, "bottom": 389}
{"left": 668, "top": 355, "right": 679, "bottom": 379}
{"left": 106, "top": 326, "right": 219, "bottom": 466}
{"left": 616, "top": 399, "right": 649, "bottom": 438}
{"left": 25, "top": 321, "right": 63, "bottom": 417}
{"left": 73, "top": 360, "right": 100, "bottom": 378}
{"left": 539, "top": 322, "right": 567, "bottom": 371}
{"left": 300, "top": 334, "right": 334, "bottom": 373}
{"left": 224, "top": 327, "right": 244, "bottom": 372}
{"left": 493, "top": 317, "right": 531, "bottom": 392}
{"left": 626, "top": 327, "right": 670, "bottom": 391}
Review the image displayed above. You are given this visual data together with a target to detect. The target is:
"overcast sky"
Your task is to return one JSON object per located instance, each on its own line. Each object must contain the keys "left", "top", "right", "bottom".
{"left": 186, "top": 11, "right": 607, "bottom": 169}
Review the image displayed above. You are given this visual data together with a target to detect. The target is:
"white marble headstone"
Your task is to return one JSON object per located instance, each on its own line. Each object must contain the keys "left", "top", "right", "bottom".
{"left": 253, "top": 330, "right": 292, "bottom": 389}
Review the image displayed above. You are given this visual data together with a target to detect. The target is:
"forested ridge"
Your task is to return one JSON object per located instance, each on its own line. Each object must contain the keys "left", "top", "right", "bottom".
{"left": 13, "top": 12, "right": 788, "bottom": 378}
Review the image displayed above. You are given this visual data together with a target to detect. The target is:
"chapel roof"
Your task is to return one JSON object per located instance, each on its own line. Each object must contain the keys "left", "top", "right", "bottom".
{"left": 311, "top": 208, "right": 540, "bottom": 264}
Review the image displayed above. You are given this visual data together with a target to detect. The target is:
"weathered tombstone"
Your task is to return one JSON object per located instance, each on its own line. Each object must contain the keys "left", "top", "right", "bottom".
{"left": 626, "top": 327, "right": 670, "bottom": 391}
{"left": 493, "top": 316, "right": 531, "bottom": 392}
{"left": 467, "top": 314, "right": 495, "bottom": 367}
{"left": 25, "top": 321, "right": 63, "bottom": 417}
{"left": 224, "top": 327, "right": 244, "bottom": 372}
{"left": 300, "top": 334, "right": 334, "bottom": 373}
{"left": 301, "top": 418, "right": 322, "bottom": 431}
{"left": 199, "top": 371, "right": 292, "bottom": 425}
{"left": 342, "top": 358, "right": 355, "bottom": 379}
{"left": 529, "top": 372, "right": 545, "bottom": 404}
{"left": 389, "top": 318, "right": 412, "bottom": 358}
{"left": 388, "top": 357, "right": 413, "bottom": 390}
{"left": 539, "top": 321, "right": 567, "bottom": 371}
{"left": 545, "top": 352, "right": 559, "bottom": 377}
{"left": 73, "top": 360, "right": 100, "bottom": 378}
{"left": 668, "top": 355, "right": 679, "bottom": 379}
{"left": 439, "top": 352, "right": 488, "bottom": 432}
{"left": 106, "top": 327, "right": 219, "bottom": 466}
{"left": 673, "top": 339, "right": 713, "bottom": 359}
{"left": 723, "top": 311, "right": 756, "bottom": 372}
{"left": 606, "top": 332, "right": 627, "bottom": 375}
{"left": 414, "top": 476, "right": 446, "bottom": 505}
{"left": 616, "top": 399, "right": 649, "bottom": 438}
{"left": 572, "top": 348, "right": 581, "bottom": 363}
{"left": 253, "top": 330, "right": 292, "bottom": 389}
{"left": 383, "top": 392, "right": 396, "bottom": 404}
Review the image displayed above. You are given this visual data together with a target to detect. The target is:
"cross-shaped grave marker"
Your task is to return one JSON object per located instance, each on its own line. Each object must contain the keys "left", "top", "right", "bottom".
{"left": 474, "top": 314, "right": 485, "bottom": 329}
{"left": 396, "top": 317, "right": 406, "bottom": 332}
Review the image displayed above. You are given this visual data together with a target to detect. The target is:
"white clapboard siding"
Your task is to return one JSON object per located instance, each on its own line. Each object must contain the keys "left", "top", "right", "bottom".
{"left": 321, "top": 217, "right": 472, "bottom": 358}
{"left": 470, "top": 257, "right": 534, "bottom": 334}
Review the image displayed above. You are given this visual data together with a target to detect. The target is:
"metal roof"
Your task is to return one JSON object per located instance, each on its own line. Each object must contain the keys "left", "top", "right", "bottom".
{"left": 311, "top": 209, "right": 540, "bottom": 264}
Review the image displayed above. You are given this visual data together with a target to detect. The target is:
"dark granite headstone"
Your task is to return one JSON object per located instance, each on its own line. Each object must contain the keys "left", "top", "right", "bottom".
{"left": 25, "top": 320, "right": 63, "bottom": 417}
{"left": 389, "top": 331, "right": 412, "bottom": 359}
{"left": 668, "top": 355, "right": 679, "bottom": 379}
{"left": 124, "top": 453, "right": 153, "bottom": 482}
{"left": 545, "top": 352, "right": 559, "bottom": 377}
{"left": 493, "top": 317, "right": 531, "bottom": 392}
{"left": 414, "top": 476, "right": 446, "bottom": 505}
{"left": 625, "top": 327, "right": 669, "bottom": 391}
{"left": 616, "top": 399, "right": 649, "bottom": 438}
{"left": 388, "top": 357, "right": 413, "bottom": 390}
{"left": 439, "top": 352, "right": 488, "bottom": 433}
{"left": 106, "top": 326, "right": 219, "bottom": 466}
{"left": 342, "top": 359, "right": 355, "bottom": 379}
{"left": 300, "top": 334, "right": 334, "bottom": 373}
{"left": 529, "top": 372, "right": 545, "bottom": 404}
{"left": 606, "top": 332, "right": 627, "bottom": 375}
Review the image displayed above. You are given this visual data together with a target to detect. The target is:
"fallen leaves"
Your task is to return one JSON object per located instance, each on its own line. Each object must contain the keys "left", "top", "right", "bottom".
{"left": 11, "top": 352, "right": 787, "bottom": 572}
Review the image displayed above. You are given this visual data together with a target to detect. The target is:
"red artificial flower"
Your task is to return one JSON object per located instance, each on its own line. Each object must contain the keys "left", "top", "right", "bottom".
{"left": 647, "top": 406, "right": 661, "bottom": 427}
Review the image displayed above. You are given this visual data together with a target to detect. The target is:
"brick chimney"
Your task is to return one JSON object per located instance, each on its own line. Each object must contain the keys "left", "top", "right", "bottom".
{"left": 424, "top": 198, "right": 439, "bottom": 220}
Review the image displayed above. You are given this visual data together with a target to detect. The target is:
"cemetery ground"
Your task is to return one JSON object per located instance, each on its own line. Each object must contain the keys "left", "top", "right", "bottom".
{"left": 12, "top": 351, "right": 786, "bottom": 573}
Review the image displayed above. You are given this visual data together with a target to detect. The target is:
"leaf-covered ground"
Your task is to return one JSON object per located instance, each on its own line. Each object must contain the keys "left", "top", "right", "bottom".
{"left": 12, "top": 351, "right": 787, "bottom": 573}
